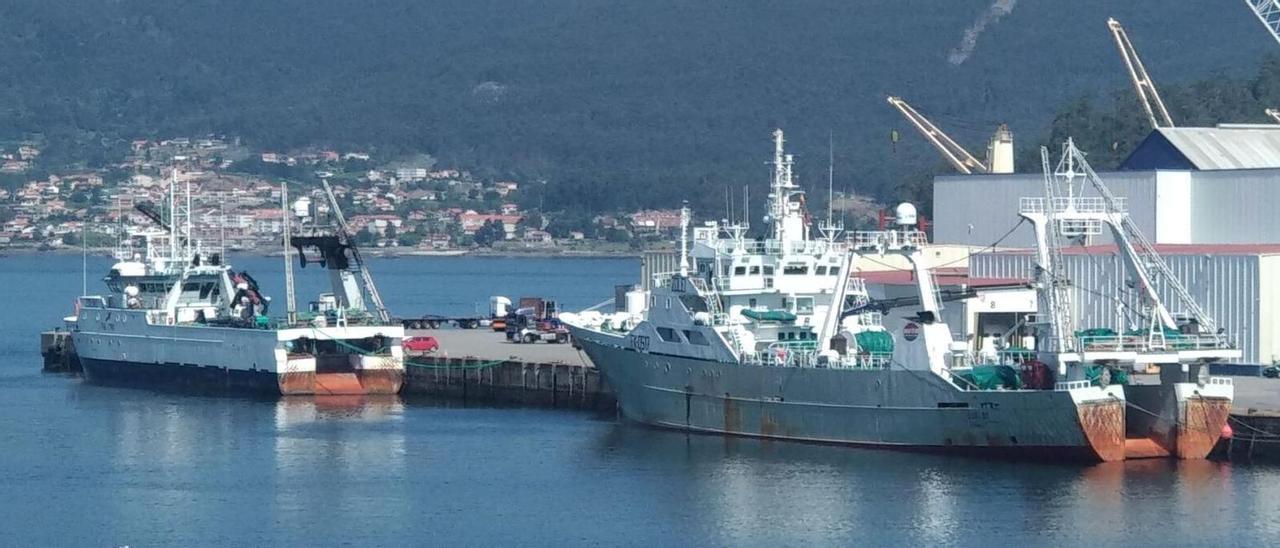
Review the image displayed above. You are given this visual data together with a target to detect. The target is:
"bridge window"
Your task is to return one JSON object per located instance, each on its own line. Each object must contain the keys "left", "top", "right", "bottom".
{"left": 797, "top": 297, "right": 814, "bottom": 314}
{"left": 656, "top": 327, "right": 682, "bottom": 343}
{"left": 683, "top": 330, "right": 710, "bottom": 346}
{"left": 763, "top": 266, "right": 775, "bottom": 275}
{"left": 749, "top": 266, "right": 760, "bottom": 275}
{"left": 783, "top": 264, "right": 808, "bottom": 275}
{"left": 816, "top": 266, "right": 828, "bottom": 275}
{"left": 734, "top": 266, "right": 747, "bottom": 276}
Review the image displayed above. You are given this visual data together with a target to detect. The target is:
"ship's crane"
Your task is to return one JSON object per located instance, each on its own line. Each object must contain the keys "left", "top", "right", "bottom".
{"left": 321, "top": 180, "right": 391, "bottom": 324}
{"left": 886, "top": 96, "right": 990, "bottom": 174}
{"left": 1107, "top": 18, "right": 1175, "bottom": 130}
{"left": 1242, "top": 2, "right": 1280, "bottom": 122}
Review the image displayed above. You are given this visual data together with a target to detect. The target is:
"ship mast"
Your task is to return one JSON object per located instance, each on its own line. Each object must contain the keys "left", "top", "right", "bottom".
{"left": 282, "top": 183, "right": 296, "bottom": 325}
{"left": 679, "top": 202, "right": 690, "bottom": 276}
{"left": 818, "top": 131, "right": 844, "bottom": 243}
{"left": 169, "top": 168, "right": 178, "bottom": 264}
{"left": 768, "top": 129, "right": 808, "bottom": 244}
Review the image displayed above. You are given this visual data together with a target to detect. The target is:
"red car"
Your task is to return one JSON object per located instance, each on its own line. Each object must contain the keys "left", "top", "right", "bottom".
{"left": 403, "top": 336, "right": 439, "bottom": 354}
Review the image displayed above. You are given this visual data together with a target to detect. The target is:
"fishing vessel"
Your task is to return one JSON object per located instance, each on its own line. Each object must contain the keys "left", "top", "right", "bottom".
{"left": 71, "top": 176, "right": 404, "bottom": 396}
{"left": 563, "top": 132, "right": 1237, "bottom": 461}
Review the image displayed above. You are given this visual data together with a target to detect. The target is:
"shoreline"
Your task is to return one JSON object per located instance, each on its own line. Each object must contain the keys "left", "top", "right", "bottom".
{"left": 0, "top": 246, "right": 646, "bottom": 260}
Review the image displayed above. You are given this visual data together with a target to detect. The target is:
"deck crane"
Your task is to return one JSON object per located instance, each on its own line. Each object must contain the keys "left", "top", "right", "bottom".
{"left": 886, "top": 96, "right": 1001, "bottom": 174}
{"left": 1107, "top": 18, "right": 1175, "bottom": 130}
{"left": 1243, "top": 2, "right": 1280, "bottom": 122}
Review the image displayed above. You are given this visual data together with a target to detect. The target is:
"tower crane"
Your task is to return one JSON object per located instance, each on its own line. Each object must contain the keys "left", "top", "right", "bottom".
{"left": 1107, "top": 18, "right": 1175, "bottom": 130}
{"left": 886, "top": 96, "right": 989, "bottom": 174}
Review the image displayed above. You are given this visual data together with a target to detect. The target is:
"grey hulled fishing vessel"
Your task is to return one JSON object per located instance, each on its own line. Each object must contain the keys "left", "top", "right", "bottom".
{"left": 564, "top": 132, "right": 1237, "bottom": 461}
{"left": 71, "top": 175, "right": 404, "bottom": 396}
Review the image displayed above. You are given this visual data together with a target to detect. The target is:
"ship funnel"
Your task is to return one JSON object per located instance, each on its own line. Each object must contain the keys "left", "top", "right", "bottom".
{"left": 987, "top": 124, "right": 1015, "bottom": 174}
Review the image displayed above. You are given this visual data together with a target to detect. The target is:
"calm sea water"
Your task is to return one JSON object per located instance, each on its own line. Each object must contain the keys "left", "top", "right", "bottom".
{"left": 3, "top": 253, "right": 1280, "bottom": 547}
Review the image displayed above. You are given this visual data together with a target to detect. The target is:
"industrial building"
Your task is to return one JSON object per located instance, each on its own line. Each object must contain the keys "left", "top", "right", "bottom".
{"left": 934, "top": 125, "right": 1280, "bottom": 248}
{"left": 926, "top": 125, "right": 1280, "bottom": 366}
{"left": 967, "top": 245, "right": 1280, "bottom": 365}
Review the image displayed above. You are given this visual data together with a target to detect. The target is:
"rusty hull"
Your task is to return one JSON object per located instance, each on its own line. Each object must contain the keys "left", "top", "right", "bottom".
{"left": 1077, "top": 399, "right": 1127, "bottom": 462}
{"left": 1176, "top": 397, "right": 1231, "bottom": 460}
{"left": 278, "top": 370, "right": 404, "bottom": 396}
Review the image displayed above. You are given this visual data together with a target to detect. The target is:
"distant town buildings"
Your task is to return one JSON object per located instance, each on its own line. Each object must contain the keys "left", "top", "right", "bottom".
{"left": 0, "top": 135, "right": 681, "bottom": 253}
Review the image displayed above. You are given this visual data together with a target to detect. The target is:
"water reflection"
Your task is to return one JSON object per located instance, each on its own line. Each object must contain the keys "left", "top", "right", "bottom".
{"left": 272, "top": 396, "right": 407, "bottom": 527}
{"left": 591, "top": 422, "right": 1274, "bottom": 545}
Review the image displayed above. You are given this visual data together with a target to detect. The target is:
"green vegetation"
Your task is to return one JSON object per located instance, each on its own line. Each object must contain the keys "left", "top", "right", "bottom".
{"left": 1026, "top": 57, "right": 1280, "bottom": 170}
{"left": 0, "top": 1, "right": 1274, "bottom": 218}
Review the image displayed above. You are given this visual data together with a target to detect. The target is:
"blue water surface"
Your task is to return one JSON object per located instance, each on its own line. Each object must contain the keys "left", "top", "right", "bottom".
{"left": 2, "top": 253, "right": 1279, "bottom": 547}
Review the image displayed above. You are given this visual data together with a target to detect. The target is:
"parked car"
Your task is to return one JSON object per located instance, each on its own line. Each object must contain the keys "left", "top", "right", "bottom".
{"left": 403, "top": 336, "right": 440, "bottom": 354}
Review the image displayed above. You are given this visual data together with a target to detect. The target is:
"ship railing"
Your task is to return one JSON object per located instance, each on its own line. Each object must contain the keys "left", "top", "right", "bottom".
{"left": 846, "top": 277, "right": 868, "bottom": 295}
{"left": 650, "top": 272, "right": 712, "bottom": 293}
{"left": 1018, "top": 198, "right": 1045, "bottom": 214}
{"left": 1020, "top": 197, "right": 1126, "bottom": 216}
{"left": 1068, "top": 333, "right": 1234, "bottom": 353}
{"left": 710, "top": 239, "right": 849, "bottom": 256}
{"left": 740, "top": 345, "right": 890, "bottom": 370}
{"left": 852, "top": 230, "right": 927, "bottom": 250}
{"left": 853, "top": 311, "right": 883, "bottom": 328}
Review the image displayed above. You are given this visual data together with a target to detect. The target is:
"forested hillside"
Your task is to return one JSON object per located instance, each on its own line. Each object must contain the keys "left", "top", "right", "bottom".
{"left": 0, "top": 0, "right": 1274, "bottom": 216}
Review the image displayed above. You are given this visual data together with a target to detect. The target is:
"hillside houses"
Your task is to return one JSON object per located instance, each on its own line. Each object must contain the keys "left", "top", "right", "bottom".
{"left": 0, "top": 134, "right": 678, "bottom": 254}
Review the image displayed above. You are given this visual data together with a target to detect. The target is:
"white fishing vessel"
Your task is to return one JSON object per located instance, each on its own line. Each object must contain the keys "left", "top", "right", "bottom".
{"left": 564, "top": 132, "right": 1237, "bottom": 461}
{"left": 71, "top": 176, "right": 404, "bottom": 396}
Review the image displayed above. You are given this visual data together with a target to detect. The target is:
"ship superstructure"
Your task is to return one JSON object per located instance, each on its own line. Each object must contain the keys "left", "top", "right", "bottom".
{"left": 564, "top": 131, "right": 1237, "bottom": 461}
{"left": 71, "top": 177, "right": 404, "bottom": 396}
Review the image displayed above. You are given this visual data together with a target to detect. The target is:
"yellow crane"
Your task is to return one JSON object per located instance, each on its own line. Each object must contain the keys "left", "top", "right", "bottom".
{"left": 886, "top": 96, "right": 1013, "bottom": 175}
{"left": 1107, "top": 17, "right": 1175, "bottom": 130}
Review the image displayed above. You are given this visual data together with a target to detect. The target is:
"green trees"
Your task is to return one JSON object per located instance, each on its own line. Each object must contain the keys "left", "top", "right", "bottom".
{"left": 0, "top": 1, "right": 1270, "bottom": 222}
{"left": 473, "top": 220, "right": 505, "bottom": 247}
{"left": 1029, "top": 57, "right": 1280, "bottom": 171}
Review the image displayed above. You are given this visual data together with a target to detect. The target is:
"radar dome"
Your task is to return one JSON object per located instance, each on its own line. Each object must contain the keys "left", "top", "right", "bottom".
{"left": 895, "top": 203, "right": 918, "bottom": 226}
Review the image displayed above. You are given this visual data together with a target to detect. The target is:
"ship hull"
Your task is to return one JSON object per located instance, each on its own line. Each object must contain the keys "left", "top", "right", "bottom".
{"left": 573, "top": 327, "right": 1126, "bottom": 462}
{"left": 81, "top": 357, "right": 404, "bottom": 397}
{"left": 72, "top": 307, "right": 404, "bottom": 397}
{"left": 81, "top": 357, "right": 285, "bottom": 396}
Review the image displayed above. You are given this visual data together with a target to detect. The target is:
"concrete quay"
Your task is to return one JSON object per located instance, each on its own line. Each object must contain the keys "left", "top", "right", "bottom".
{"left": 402, "top": 328, "right": 614, "bottom": 411}
{"left": 1218, "top": 376, "right": 1280, "bottom": 460}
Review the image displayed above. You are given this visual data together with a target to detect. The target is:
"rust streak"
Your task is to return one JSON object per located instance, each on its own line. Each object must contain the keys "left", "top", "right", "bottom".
{"left": 1176, "top": 397, "right": 1231, "bottom": 460}
{"left": 1078, "top": 400, "right": 1126, "bottom": 462}
{"left": 723, "top": 394, "right": 741, "bottom": 434}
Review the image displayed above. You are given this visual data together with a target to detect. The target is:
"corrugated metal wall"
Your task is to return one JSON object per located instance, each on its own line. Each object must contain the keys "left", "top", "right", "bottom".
{"left": 1190, "top": 170, "right": 1280, "bottom": 244}
{"left": 971, "top": 251, "right": 1263, "bottom": 363}
{"left": 642, "top": 251, "right": 680, "bottom": 290}
{"left": 932, "top": 171, "right": 1160, "bottom": 248}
